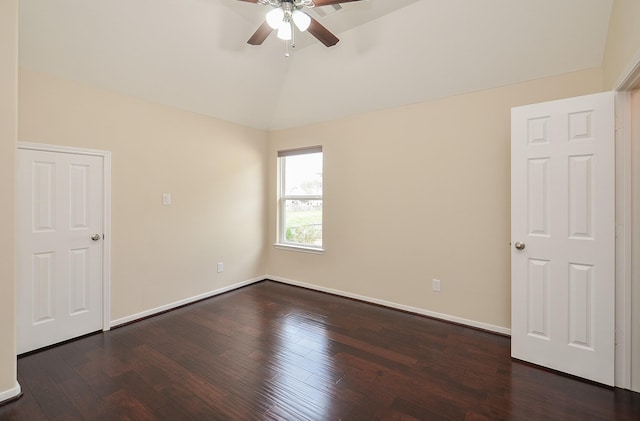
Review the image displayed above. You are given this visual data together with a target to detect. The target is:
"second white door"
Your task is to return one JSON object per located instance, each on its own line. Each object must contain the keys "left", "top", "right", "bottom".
{"left": 17, "top": 147, "right": 104, "bottom": 354}
{"left": 511, "top": 92, "right": 615, "bottom": 385}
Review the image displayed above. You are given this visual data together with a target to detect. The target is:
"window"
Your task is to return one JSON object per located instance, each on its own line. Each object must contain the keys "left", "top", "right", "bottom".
{"left": 277, "top": 147, "right": 323, "bottom": 250}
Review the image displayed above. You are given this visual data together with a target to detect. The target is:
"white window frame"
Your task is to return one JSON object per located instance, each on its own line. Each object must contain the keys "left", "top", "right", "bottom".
{"left": 276, "top": 146, "right": 323, "bottom": 253}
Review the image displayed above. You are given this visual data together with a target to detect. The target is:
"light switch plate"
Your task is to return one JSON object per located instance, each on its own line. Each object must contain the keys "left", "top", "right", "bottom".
{"left": 162, "top": 193, "right": 171, "bottom": 205}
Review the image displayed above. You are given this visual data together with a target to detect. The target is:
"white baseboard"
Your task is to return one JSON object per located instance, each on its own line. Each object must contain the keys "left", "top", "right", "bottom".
{"left": 267, "top": 275, "right": 511, "bottom": 336}
{"left": 108, "top": 274, "right": 511, "bottom": 336}
{"left": 0, "top": 382, "right": 21, "bottom": 404}
{"left": 110, "top": 276, "right": 265, "bottom": 328}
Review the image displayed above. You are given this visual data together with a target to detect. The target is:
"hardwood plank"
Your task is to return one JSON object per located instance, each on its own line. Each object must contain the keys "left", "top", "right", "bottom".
{"left": 1, "top": 280, "right": 639, "bottom": 420}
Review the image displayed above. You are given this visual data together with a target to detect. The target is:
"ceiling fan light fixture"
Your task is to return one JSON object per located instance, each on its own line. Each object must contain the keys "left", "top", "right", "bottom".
{"left": 277, "top": 21, "right": 292, "bottom": 40}
{"left": 242, "top": 0, "right": 348, "bottom": 49}
{"left": 266, "top": 7, "right": 285, "bottom": 29}
{"left": 292, "top": 10, "right": 311, "bottom": 32}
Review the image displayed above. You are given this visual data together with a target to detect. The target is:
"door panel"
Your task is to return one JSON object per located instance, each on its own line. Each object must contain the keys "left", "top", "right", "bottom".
{"left": 17, "top": 149, "right": 104, "bottom": 354}
{"left": 511, "top": 92, "right": 615, "bottom": 386}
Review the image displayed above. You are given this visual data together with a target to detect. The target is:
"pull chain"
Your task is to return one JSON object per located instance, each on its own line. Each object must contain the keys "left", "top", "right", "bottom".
{"left": 285, "top": 21, "right": 294, "bottom": 58}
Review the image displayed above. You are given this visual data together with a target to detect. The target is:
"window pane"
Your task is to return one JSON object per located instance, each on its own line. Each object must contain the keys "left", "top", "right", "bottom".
{"left": 284, "top": 199, "right": 322, "bottom": 247}
{"left": 284, "top": 152, "right": 323, "bottom": 196}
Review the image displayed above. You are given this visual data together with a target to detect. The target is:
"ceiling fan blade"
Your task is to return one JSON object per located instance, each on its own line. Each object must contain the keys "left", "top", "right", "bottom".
{"left": 313, "top": 0, "right": 363, "bottom": 6}
{"left": 236, "top": 0, "right": 260, "bottom": 3}
{"left": 247, "top": 21, "right": 273, "bottom": 45}
{"left": 307, "top": 17, "right": 339, "bottom": 47}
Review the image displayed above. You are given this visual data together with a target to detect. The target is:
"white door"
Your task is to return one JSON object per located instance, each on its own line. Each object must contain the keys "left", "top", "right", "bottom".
{"left": 17, "top": 148, "right": 104, "bottom": 354}
{"left": 511, "top": 92, "right": 615, "bottom": 385}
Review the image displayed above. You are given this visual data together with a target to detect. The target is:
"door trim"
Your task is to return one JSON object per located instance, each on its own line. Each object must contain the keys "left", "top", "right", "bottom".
{"left": 614, "top": 48, "right": 640, "bottom": 91}
{"left": 613, "top": 51, "right": 640, "bottom": 390}
{"left": 17, "top": 142, "right": 112, "bottom": 332}
{"left": 614, "top": 92, "right": 632, "bottom": 390}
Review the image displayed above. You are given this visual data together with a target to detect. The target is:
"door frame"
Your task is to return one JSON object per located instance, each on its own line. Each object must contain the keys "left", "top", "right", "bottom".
{"left": 613, "top": 50, "right": 640, "bottom": 390}
{"left": 17, "top": 142, "right": 112, "bottom": 332}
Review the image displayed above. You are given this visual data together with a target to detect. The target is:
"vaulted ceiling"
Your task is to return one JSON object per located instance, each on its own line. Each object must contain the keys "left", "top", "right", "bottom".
{"left": 19, "top": 0, "right": 613, "bottom": 130}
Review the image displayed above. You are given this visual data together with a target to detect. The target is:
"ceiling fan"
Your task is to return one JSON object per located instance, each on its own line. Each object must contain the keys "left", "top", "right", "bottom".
{"left": 238, "top": 0, "right": 364, "bottom": 48}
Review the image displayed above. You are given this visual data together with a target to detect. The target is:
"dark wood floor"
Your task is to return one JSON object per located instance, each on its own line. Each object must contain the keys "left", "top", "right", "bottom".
{"left": 1, "top": 281, "right": 639, "bottom": 420}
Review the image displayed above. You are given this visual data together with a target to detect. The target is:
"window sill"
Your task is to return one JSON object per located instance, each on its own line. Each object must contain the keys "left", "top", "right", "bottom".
{"left": 274, "top": 243, "right": 324, "bottom": 255}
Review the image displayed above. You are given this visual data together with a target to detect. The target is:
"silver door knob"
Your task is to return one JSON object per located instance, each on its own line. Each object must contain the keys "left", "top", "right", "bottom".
{"left": 91, "top": 234, "right": 101, "bottom": 241}
{"left": 514, "top": 241, "right": 525, "bottom": 250}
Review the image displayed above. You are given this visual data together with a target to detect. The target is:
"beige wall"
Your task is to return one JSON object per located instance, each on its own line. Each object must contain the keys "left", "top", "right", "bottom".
{"left": 603, "top": 0, "right": 640, "bottom": 88}
{"left": 267, "top": 68, "right": 604, "bottom": 330}
{"left": 18, "top": 68, "right": 268, "bottom": 321}
{"left": 0, "top": 0, "right": 19, "bottom": 400}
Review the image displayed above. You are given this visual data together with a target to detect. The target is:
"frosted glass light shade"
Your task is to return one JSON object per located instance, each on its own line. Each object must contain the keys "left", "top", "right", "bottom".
{"left": 292, "top": 10, "right": 311, "bottom": 32}
{"left": 277, "top": 21, "right": 292, "bottom": 40}
{"left": 266, "top": 8, "right": 284, "bottom": 29}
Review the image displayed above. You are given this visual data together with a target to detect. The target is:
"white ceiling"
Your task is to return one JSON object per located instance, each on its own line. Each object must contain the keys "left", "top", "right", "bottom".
{"left": 18, "top": 0, "right": 613, "bottom": 130}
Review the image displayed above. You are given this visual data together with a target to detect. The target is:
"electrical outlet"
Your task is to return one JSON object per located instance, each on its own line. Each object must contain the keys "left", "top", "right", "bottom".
{"left": 217, "top": 262, "right": 224, "bottom": 273}
{"left": 432, "top": 279, "right": 441, "bottom": 292}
